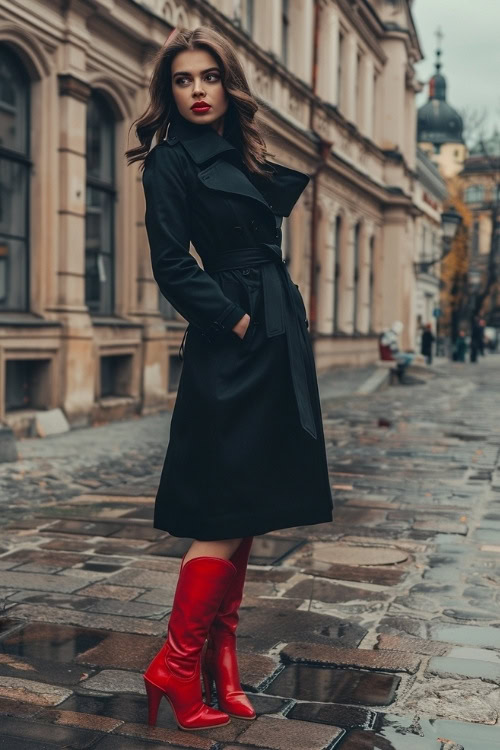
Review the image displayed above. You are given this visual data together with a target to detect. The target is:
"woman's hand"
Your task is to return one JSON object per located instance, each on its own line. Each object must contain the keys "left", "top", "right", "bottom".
{"left": 232, "top": 313, "right": 251, "bottom": 339}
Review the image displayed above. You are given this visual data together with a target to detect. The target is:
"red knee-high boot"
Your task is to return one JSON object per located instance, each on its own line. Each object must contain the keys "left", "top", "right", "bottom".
{"left": 202, "top": 537, "right": 256, "bottom": 720}
{"left": 143, "top": 556, "right": 236, "bottom": 730}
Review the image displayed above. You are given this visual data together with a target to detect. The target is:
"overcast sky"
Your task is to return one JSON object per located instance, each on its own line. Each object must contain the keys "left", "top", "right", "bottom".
{"left": 412, "top": 0, "right": 500, "bottom": 137}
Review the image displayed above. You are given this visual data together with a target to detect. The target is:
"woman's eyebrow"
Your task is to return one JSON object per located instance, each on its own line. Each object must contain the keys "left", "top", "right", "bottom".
{"left": 172, "top": 67, "right": 220, "bottom": 77}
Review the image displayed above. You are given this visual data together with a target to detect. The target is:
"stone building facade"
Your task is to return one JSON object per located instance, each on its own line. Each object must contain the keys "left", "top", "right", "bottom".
{"left": 460, "top": 133, "right": 500, "bottom": 326}
{"left": 414, "top": 148, "right": 447, "bottom": 343}
{"left": 1, "top": 0, "right": 423, "bottom": 433}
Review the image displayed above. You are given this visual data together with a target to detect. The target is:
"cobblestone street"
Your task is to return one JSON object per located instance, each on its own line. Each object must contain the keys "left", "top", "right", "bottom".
{"left": 1, "top": 358, "right": 500, "bottom": 749}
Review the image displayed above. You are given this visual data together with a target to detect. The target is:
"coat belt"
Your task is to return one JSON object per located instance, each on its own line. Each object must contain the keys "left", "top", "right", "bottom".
{"left": 203, "top": 244, "right": 318, "bottom": 440}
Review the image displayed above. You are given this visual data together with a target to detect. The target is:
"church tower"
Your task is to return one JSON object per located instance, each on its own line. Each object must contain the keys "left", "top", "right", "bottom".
{"left": 417, "top": 30, "right": 466, "bottom": 178}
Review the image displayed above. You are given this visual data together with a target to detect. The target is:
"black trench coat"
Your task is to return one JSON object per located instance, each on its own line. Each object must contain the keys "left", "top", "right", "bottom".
{"left": 142, "top": 114, "right": 334, "bottom": 540}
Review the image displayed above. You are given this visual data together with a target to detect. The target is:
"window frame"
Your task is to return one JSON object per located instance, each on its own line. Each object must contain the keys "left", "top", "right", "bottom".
{"left": 0, "top": 45, "right": 31, "bottom": 312}
{"left": 84, "top": 91, "right": 117, "bottom": 316}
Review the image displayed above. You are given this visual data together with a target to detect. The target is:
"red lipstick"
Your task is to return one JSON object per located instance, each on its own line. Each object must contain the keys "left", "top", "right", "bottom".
{"left": 191, "top": 101, "right": 211, "bottom": 114}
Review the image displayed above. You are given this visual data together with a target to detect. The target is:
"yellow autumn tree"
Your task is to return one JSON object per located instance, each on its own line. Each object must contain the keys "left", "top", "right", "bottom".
{"left": 440, "top": 177, "right": 472, "bottom": 341}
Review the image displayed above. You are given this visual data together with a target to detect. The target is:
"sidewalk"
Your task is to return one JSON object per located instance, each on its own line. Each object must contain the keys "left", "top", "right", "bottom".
{"left": 0, "top": 358, "right": 500, "bottom": 749}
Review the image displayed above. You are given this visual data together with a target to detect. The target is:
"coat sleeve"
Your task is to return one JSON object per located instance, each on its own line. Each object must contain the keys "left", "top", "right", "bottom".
{"left": 142, "top": 145, "right": 246, "bottom": 342}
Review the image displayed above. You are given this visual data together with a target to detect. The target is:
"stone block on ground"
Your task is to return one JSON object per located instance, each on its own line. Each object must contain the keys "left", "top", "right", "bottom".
{"left": 376, "top": 633, "right": 448, "bottom": 656}
{"left": 238, "top": 652, "right": 280, "bottom": 691}
{"left": 0, "top": 424, "right": 18, "bottom": 462}
{"left": 113, "top": 721, "right": 218, "bottom": 748}
{"left": 76, "top": 632, "right": 164, "bottom": 671}
{"left": 31, "top": 408, "right": 70, "bottom": 438}
{"left": 281, "top": 642, "right": 421, "bottom": 673}
{"left": 397, "top": 677, "right": 500, "bottom": 724}
{"left": 237, "top": 715, "right": 344, "bottom": 750}
{"left": 0, "top": 676, "right": 72, "bottom": 706}
{"left": 0, "top": 715, "right": 102, "bottom": 749}
{"left": 427, "top": 656, "right": 500, "bottom": 685}
{"left": 80, "top": 669, "right": 144, "bottom": 694}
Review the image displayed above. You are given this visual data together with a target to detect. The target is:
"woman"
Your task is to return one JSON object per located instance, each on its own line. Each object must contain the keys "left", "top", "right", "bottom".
{"left": 126, "top": 26, "right": 333, "bottom": 732}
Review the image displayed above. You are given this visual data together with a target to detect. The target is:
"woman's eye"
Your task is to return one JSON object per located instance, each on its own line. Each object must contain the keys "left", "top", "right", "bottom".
{"left": 174, "top": 73, "right": 220, "bottom": 86}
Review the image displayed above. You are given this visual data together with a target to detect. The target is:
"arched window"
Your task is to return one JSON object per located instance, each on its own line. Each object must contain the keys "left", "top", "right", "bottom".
{"left": 353, "top": 222, "right": 361, "bottom": 332}
{"left": 0, "top": 46, "right": 30, "bottom": 311}
{"left": 333, "top": 215, "right": 341, "bottom": 332}
{"left": 85, "top": 92, "right": 116, "bottom": 315}
{"left": 464, "top": 185, "right": 484, "bottom": 204}
{"left": 368, "top": 235, "right": 375, "bottom": 331}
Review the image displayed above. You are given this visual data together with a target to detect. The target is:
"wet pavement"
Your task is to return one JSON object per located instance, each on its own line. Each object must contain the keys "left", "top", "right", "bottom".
{"left": 1, "top": 356, "right": 500, "bottom": 748}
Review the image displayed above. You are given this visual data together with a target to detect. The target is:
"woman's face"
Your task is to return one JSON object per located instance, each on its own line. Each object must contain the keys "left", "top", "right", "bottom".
{"left": 171, "top": 48, "right": 228, "bottom": 133}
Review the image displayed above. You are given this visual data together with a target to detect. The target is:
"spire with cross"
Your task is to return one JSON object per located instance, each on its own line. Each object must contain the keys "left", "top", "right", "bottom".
{"left": 435, "top": 27, "right": 443, "bottom": 73}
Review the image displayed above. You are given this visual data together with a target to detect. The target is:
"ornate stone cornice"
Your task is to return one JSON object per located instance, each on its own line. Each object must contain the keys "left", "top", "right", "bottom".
{"left": 58, "top": 73, "right": 91, "bottom": 103}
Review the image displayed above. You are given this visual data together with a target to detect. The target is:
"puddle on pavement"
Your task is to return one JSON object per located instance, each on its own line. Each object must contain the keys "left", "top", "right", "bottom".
{"left": 146, "top": 535, "right": 304, "bottom": 565}
{"left": 0, "top": 618, "right": 21, "bottom": 636}
{"left": 288, "top": 701, "right": 377, "bottom": 729}
{"left": 340, "top": 713, "right": 500, "bottom": 750}
{"left": 249, "top": 536, "right": 305, "bottom": 565}
{"left": 1, "top": 623, "right": 106, "bottom": 661}
{"left": 265, "top": 664, "right": 400, "bottom": 706}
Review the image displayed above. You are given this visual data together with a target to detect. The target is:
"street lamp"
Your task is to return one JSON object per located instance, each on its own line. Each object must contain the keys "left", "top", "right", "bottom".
{"left": 414, "top": 206, "right": 462, "bottom": 275}
{"left": 468, "top": 269, "right": 482, "bottom": 290}
{"left": 441, "top": 207, "right": 463, "bottom": 243}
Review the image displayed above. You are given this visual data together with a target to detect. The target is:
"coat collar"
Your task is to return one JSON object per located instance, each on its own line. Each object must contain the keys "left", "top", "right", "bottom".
{"left": 166, "top": 115, "right": 238, "bottom": 165}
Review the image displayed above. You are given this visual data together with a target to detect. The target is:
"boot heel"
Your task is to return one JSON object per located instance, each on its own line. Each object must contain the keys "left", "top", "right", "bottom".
{"left": 144, "top": 678, "right": 163, "bottom": 727}
{"left": 202, "top": 666, "right": 213, "bottom": 704}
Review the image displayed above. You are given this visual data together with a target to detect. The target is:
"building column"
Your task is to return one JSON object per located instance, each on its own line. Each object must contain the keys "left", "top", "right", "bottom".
{"left": 356, "top": 222, "right": 372, "bottom": 334}
{"left": 317, "top": 2, "right": 339, "bottom": 105}
{"left": 289, "top": 0, "right": 314, "bottom": 84}
{"left": 316, "top": 198, "right": 334, "bottom": 335}
{"left": 380, "top": 208, "right": 415, "bottom": 349}
{"left": 56, "top": 72, "right": 95, "bottom": 426}
{"left": 338, "top": 215, "right": 355, "bottom": 334}
{"left": 361, "top": 56, "right": 374, "bottom": 138}
{"left": 343, "top": 32, "right": 357, "bottom": 123}
{"left": 379, "top": 38, "right": 406, "bottom": 152}
{"left": 370, "top": 226, "right": 383, "bottom": 334}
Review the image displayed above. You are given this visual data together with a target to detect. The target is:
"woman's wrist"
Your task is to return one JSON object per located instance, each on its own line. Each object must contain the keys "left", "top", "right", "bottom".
{"left": 232, "top": 313, "right": 251, "bottom": 339}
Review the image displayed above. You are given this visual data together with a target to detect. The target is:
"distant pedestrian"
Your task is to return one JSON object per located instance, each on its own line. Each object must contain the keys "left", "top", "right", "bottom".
{"left": 470, "top": 316, "right": 483, "bottom": 363}
{"left": 479, "top": 318, "right": 486, "bottom": 356}
{"left": 454, "top": 331, "right": 467, "bottom": 362}
{"left": 421, "top": 323, "right": 435, "bottom": 365}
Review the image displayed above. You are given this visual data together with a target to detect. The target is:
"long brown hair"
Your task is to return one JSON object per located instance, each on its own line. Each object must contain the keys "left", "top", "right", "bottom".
{"left": 125, "top": 26, "right": 275, "bottom": 176}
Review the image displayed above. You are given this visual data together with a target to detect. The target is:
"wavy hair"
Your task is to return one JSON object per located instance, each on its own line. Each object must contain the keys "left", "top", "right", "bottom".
{"left": 125, "top": 25, "right": 275, "bottom": 176}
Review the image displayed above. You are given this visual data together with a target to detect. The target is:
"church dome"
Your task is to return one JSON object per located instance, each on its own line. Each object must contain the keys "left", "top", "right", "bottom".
{"left": 417, "top": 45, "right": 464, "bottom": 146}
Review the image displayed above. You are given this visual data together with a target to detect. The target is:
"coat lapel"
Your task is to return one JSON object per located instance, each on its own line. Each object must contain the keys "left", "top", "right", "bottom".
{"left": 167, "top": 115, "right": 310, "bottom": 218}
{"left": 197, "top": 160, "right": 274, "bottom": 213}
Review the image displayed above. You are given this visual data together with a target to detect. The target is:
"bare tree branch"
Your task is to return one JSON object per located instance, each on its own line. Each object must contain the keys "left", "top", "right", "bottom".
{"left": 457, "top": 106, "right": 488, "bottom": 148}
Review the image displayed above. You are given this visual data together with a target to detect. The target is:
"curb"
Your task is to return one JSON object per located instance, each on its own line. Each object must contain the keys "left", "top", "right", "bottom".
{"left": 356, "top": 367, "right": 390, "bottom": 395}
